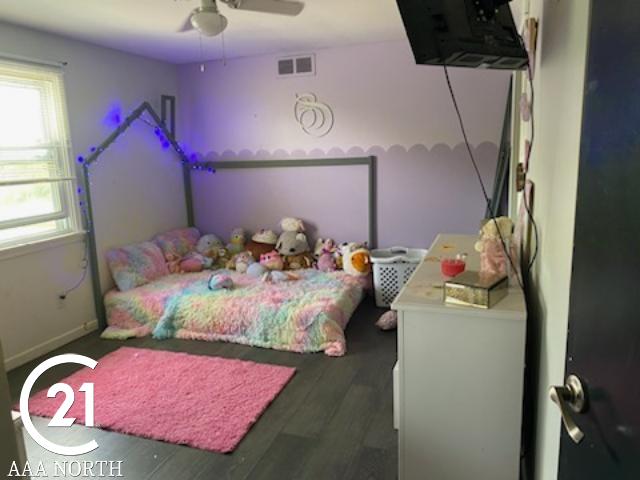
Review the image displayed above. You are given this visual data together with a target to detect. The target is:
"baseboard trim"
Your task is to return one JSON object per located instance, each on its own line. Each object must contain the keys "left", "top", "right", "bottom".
{"left": 4, "top": 320, "right": 99, "bottom": 371}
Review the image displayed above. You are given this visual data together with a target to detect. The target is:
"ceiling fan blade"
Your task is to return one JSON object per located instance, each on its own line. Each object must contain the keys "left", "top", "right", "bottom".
{"left": 177, "top": 14, "right": 195, "bottom": 32}
{"left": 224, "top": 0, "right": 304, "bottom": 16}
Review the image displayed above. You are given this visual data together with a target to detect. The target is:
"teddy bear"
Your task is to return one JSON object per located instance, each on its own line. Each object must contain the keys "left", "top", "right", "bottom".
{"left": 276, "top": 217, "right": 314, "bottom": 270}
{"left": 280, "top": 217, "right": 305, "bottom": 233}
{"left": 232, "top": 251, "right": 255, "bottom": 274}
{"left": 246, "top": 229, "right": 278, "bottom": 262}
{"left": 276, "top": 231, "right": 314, "bottom": 270}
{"left": 474, "top": 216, "right": 514, "bottom": 277}
{"left": 226, "top": 227, "right": 246, "bottom": 255}
{"left": 213, "top": 247, "right": 232, "bottom": 270}
{"left": 286, "top": 252, "right": 314, "bottom": 270}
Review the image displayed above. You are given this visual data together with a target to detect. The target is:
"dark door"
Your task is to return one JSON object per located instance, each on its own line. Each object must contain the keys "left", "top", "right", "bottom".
{"left": 557, "top": 1, "right": 640, "bottom": 478}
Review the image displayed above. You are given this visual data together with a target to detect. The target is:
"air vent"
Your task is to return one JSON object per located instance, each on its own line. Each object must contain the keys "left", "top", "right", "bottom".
{"left": 277, "top": 54, "right": 315, "bottom": 77}
{"left": 278, "top": 59, "right": 294, "bottom": 75}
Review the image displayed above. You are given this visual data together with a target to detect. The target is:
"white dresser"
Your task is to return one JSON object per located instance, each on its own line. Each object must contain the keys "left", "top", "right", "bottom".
{"left": 392, "top": 234, "right": 526, "bottom": 480}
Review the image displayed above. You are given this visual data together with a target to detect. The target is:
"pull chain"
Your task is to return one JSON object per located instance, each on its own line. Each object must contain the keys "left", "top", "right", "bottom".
{"left": 221, "top": 31, "right": 227, "bottom": 67}
{"left": 199, "top": 33, "right": 205, "bottom": 73}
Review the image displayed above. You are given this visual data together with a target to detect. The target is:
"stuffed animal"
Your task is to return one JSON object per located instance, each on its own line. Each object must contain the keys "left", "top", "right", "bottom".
{"left": 276, "top": 225, "right": 314, "bottom": 270}
{"left": 246, "top": 255, "right": 297, "bottom": 283}
{"left": 343, "top": 247, "right": 371, "bottom": 276}
{"left": 208, "top": 273, "right": 234, "bottom": 291}
{"left": 335, "top": 241, "right": 366, "bottom": 270}
{"left": 214, "top": 247, "right": 232, "bottom": 270}
{"left": 474, "top": 216, "right": 514, "bottom": 277}
{"left": 246, "top": 229, "right": 278, "bottom": 261}
{"left": 180, "top": 252, "right": 211, "bottom": 273}
{"left": 260, "top": 250, "right": 284, "bottom": 271}
{"left": 246, "top": 262, "right": 268, "bottom": 278}
{"left": 276, "top": 231, "right": 310, "bottom": 256}
{"left": 317, "top": 249, "right": 337, "bottom": 272}
{"left": 314, "top": 238, "right": 337, "bottom": 259}
{"left": 233, "top": 251, "right": 255, "bottom": 274}
{"left": 376, "top": 310, "right": 398, "bottom": 331}
{"left": 263, "top": 270, "right": 300, "bottom": 283}
{"left": 197, "top": 234, "right": 223, "bottom": 258}
{"left": 280, "top": 217, "right": 305, "bottom": 233}
{"left": 166, "top": 251, "right": 211, "bottom": 274}
{"left": 165, "top": 252, "right": 183, "bottom": 274}
{"left": 226, "top": 227, "right": 246, "bottom": 255}
{"left": 285, "top": 253, "right": 314, "bottom": 270}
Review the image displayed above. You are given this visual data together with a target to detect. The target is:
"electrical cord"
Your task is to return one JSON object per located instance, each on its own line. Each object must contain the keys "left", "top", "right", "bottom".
{"left": 522, "top": 62, "right": 539, "bottom": 274}
{"left": 59, "top": 235, "right": 89, "bottom": 299}
{"left": 443, "top": 63, "right": 525, "bottom": 289}
{"left": 59, "top": 114, "right": 160, "bottom": 300}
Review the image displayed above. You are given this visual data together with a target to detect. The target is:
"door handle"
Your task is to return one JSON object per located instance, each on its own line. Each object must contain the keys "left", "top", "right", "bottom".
{"left": 549, "top": 374, "right": 587, "bottom": 444}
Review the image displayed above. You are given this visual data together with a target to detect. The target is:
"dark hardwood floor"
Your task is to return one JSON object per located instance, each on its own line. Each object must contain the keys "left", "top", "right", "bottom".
{"left": 7, "top": 298, "right": 398, "bottom": 480}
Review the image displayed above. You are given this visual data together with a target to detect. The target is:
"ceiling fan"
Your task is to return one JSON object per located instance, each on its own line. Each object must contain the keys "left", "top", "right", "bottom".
{"left": 178, "top": 0, "right": 305, "bottom": 37}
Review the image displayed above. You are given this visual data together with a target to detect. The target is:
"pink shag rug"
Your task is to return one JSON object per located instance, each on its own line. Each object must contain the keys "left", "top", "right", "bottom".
{"left": 27, "top": 347, "right": 295, "bottom": 453}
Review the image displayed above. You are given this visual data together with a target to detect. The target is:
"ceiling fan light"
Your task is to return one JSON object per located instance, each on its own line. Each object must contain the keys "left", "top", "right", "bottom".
{"left": 191, "top": 11, "right": 228, "bottom": 36}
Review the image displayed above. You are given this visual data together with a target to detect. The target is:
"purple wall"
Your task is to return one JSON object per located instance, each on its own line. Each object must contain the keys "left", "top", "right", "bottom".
{"left": 193, "top": 143, "right": 497, "bottom": 248}
{"left": 179, "top": 41, "right": 509, "bottom": 248}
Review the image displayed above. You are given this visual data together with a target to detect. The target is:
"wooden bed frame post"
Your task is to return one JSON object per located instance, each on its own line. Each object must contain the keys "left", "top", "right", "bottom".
{"left": 368, "top": 155, "right": 378, "bottom": 249}
{"left": 83, "top": 97, "right": 192, "bottom": 329}
{"left": 82, "top": 163, "right": 106, "bottom": 328}
{"left": 161, "top": 95, "right": 194, "bottom": 227}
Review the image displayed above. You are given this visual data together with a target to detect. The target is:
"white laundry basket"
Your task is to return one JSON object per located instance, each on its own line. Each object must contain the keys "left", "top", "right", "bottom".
{"left": 371, "top": 246, "right": 428, "bottom": 307}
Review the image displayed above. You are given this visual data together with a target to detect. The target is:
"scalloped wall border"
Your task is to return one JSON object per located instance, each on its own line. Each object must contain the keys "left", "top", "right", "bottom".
{"left": 197, "top": 141, "right": 499, "bottom": 162}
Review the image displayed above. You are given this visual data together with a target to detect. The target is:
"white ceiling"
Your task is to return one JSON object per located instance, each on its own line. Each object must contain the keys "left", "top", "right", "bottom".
{"left": 0, "top": 0, "right": 408, "bottom": 64}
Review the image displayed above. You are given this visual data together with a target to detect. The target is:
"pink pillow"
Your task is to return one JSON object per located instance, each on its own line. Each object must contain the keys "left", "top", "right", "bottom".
{"left": 106, "top": 242, "right": 169, "bottom": 291}
{"left": 153, "top": 227, "right": 201, "bottom": 259}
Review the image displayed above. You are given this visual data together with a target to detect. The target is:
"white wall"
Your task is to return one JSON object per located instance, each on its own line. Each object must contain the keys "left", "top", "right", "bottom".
{"left": 0, "top": 341, "right": 21, "bottom": 473}
{"left": 178, "top": 41, "right": 511, "bottom": 247}
{"left": 510, "top": 2, "right": 591, "bottom": 479}
{"left": 0, "top": 22, "right": 184, "bottom": 369}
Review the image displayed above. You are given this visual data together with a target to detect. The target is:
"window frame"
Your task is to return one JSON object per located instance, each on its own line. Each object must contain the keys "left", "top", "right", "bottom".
{"left": 0, "top": 60, "right": 81, "bottom": 250}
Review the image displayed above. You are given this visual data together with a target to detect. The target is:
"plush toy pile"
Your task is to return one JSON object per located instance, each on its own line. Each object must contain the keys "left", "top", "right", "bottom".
{"left": 165, "top": 217, "right": 371, "bottom": 283}
{"left": 474, "top": 216, "right": 515, "bottom": 277}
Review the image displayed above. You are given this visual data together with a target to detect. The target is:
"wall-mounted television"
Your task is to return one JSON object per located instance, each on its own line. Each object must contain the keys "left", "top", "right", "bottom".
{"left": 396, "top": 0, "right": 527, "bottom": 70}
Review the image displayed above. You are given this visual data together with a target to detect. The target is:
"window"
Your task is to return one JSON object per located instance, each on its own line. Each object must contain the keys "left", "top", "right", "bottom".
{"left": 0, "top": 60, "right": 80, "bottom": 249}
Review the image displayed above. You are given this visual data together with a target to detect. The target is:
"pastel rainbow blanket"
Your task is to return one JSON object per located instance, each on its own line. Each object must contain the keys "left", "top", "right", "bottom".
{"left": 101, "top": 269, "right": 366, "bottom": 356}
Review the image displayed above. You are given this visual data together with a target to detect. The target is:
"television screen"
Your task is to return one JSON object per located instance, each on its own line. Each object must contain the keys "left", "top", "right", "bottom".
{"left": 396, "top": 0, "right": 528, "bottom": 70}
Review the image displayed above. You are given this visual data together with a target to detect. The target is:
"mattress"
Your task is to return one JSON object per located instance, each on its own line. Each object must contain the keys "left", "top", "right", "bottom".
{"left": 101, "top": 269, "right": 366, "bottom": 356}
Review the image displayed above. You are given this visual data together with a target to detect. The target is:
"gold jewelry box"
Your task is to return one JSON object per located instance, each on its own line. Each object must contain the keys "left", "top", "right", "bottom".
{"left": 444, "top": 271, "right": 508, "bottom": 309}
